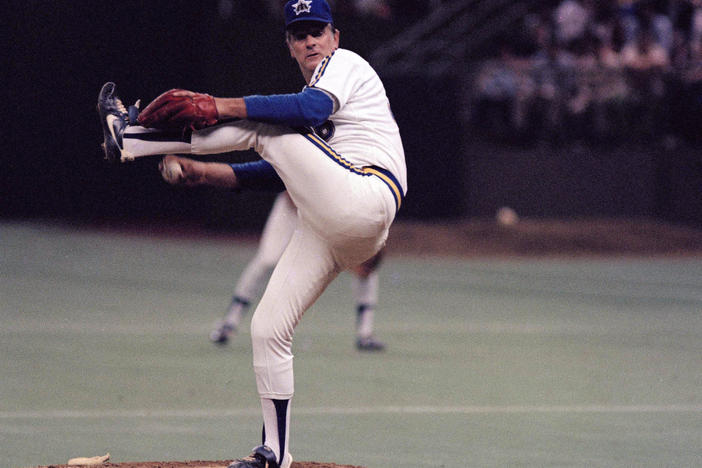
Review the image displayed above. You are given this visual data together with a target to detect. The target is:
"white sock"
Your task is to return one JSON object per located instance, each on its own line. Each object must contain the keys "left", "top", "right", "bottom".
{"left": 353, "top": 272, "right": 378, "bottom": 338}
{"left": 260, "top": 398, "right": 291, "bottom": 465}
{"left": 123, "top": 126, "right": 191, "bottom": 157}
{"left": 356, "top": 304, "right": 375, "bottom": 339}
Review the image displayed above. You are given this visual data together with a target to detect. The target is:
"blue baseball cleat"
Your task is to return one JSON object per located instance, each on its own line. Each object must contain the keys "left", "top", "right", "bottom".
{"left": 228, "top": 445, "right": 291, "bottom": 468}
{"left": 209, "top": 322, "right": 235, "bottom": 345}
{"left": 356, "top": 336, "right": 385, "bottom": 352}
{"left": 97, "top": 82, "right": 137, "bottom": 163}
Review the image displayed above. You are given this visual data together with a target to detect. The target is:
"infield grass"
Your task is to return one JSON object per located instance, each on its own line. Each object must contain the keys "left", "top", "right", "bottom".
{"left": 1, "top": 221, "right": 701, "bottom": 467}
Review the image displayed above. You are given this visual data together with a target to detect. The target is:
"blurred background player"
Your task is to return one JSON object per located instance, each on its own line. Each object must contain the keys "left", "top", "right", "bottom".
{"left": 209, "top": 190, "right": 386, "bottom": 351}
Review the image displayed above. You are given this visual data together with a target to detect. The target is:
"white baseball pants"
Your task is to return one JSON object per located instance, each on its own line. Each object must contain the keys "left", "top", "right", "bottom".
{"left": 191, "top": 121, "right": 397, "bottom": 398}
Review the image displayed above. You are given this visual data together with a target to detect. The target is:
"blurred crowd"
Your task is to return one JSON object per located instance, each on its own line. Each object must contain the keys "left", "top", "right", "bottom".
{"left": 260, "top": 0, "right": 443, "bottom": 22}
{"left": 469, "top": 0, "right": 702, "bottom": 146}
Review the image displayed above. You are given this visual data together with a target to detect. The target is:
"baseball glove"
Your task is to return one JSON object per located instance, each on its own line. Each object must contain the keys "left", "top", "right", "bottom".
{"left": 137, "top": 89, "right": 219, "bottom": 130}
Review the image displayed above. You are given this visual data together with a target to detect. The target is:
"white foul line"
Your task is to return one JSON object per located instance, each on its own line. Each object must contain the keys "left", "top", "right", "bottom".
{"left": 1, "top": 405, "right": 702, "bottom": 419}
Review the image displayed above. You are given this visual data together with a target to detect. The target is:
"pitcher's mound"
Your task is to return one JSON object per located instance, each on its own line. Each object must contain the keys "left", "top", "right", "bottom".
{"left": 41, "top": 461, "right": 364, "bottom": 468}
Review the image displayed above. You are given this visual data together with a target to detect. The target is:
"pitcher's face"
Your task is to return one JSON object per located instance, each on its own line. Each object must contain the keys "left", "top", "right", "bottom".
{"left": 287, "top": 22, "right": 339, "bottom": 82}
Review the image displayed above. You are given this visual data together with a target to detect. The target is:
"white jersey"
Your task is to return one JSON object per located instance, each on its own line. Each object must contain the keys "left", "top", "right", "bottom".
{"left": 306, "top": 48, "right": 407, "bottom": 195}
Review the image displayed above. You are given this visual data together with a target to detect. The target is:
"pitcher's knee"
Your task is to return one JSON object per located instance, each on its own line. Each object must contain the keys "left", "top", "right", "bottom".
{"left": 251, "top": 313, "right": 293, "bottom": 356}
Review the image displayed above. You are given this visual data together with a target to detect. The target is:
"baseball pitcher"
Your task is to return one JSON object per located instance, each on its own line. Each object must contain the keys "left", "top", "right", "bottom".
{"left": 96, "top": 1, "right": 406, "bottom": 466}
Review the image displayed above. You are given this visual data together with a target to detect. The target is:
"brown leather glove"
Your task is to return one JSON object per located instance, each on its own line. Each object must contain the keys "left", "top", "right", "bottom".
{"left": 137, "top": 89, "right": 219, "bottom": 131}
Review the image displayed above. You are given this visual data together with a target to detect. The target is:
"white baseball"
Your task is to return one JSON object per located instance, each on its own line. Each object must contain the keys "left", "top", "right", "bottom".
{"left": 496, "top": 206, "right": 519, "bottom": 226}
{"left": 161, "top": 158, "right": 183, "bottom": 184}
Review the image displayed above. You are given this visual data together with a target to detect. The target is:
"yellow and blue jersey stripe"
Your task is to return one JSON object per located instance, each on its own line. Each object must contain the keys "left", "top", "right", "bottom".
{"left": 300, "top": 131, "right": 404, "bottom": 212}
{"left": 309, "top": 51, "right": 335, "bottom": 88}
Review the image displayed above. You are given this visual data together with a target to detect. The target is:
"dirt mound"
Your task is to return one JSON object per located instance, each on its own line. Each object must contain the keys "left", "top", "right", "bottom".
{"left": 41, "top": 461, "right": 364, "bottom": 468}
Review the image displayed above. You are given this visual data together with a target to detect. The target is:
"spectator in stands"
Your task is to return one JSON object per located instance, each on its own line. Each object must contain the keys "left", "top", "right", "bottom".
{"left": 593, "top": 23, "right": 631, "bottom": 142}
{"left": 560, "top": 34, "right": 600, "bottom": 141}
{"left": 472, "top": 38, "right": 519, "bottom": 140}
{"left": 621, "top": 25, "right": 670, "bottom": 76}
{"left": 616, "top": 0, "right": 641, "bottom": 44}
{"left": 467, "top": 0, "right": 702, "bottom": 144}
{"left": 527, "top": 41, "right": 563, "bottom": 142}
{"left": 688, "top": 0, "right": 702, "bottom": 59}
{"left": 621, "top": 25, "right": 670, "bottom": 136}
{"left": 553, "top": 0, "right": 593, "bottom": 48}
{"left": 639, "top": 1, "right": 675, "bottom": 53}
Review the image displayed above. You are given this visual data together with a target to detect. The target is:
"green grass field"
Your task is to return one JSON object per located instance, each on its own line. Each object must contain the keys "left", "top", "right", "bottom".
{"left": 2, "top": 221, "right": 702, "bottom": 468}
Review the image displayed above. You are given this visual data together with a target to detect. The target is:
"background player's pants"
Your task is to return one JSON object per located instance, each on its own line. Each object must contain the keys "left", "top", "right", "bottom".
{"left": 233, "top": 192, "right": 297, "bottom": 301}
{"left": 192, "top": 121, "right": 397, "bottom": 398}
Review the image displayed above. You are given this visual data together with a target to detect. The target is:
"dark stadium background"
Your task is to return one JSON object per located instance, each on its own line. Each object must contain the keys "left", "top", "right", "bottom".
{"left": 5, "top": 0, "right": 702, "bottom": 233}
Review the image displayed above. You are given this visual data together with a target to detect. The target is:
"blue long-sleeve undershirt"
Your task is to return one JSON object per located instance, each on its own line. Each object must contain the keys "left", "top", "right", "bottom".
{"left": 230, "top": 160, "right": 285, "bottom": 192}
{"left": 244, "top": 87, "right": 334, "bottom": 127}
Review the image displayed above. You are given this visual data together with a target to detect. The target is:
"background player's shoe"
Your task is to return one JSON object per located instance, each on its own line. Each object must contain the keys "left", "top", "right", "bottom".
{"left": 209, "top": 322, "right": 235, "bottom": 345}
{"left": 97, "top": 82, "right": 135, "bottom": 163}
{"left": 227, "top": 445, "right": 292, "bottom": 468}
{"left": 356, "top": 336, "right": 385, "bottom": 352}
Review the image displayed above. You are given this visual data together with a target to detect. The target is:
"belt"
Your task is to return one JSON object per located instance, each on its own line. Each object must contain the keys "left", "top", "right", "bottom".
{"left": 361, "top": 165, "right": 404, "bottom": 212}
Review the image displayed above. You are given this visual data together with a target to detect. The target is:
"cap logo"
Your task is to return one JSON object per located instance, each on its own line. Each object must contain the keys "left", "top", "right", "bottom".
{"left": 292, "top": 0, "right": 312, "bottom": 15}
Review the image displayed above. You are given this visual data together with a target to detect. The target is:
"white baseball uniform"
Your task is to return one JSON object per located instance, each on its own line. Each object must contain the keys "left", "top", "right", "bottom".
{"left": 122, "top": 48, "right": 406, "bottom": 401}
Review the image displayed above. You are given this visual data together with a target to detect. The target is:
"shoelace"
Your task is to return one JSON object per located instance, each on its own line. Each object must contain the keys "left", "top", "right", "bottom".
{"left": 115, "top": 98, "right": 128, "bottom": 117}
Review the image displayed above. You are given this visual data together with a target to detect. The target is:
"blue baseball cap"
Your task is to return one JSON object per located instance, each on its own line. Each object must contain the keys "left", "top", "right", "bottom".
{"left": 284, "top": 0, "right": 333, "bottom": 29}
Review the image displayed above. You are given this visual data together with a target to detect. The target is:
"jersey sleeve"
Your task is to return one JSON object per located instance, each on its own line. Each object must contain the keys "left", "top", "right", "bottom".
{"left": 307, "top": 50, "right": 360, "bottom": 111}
